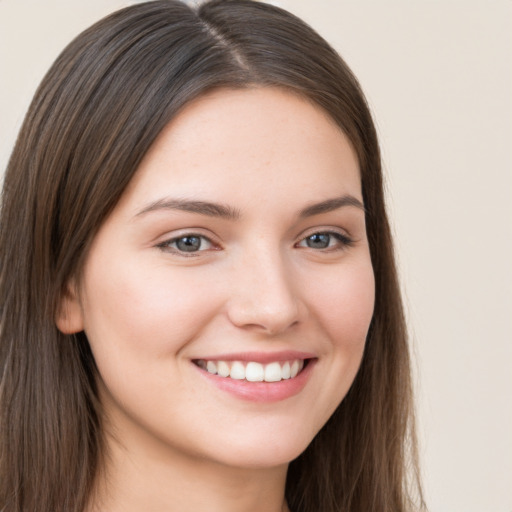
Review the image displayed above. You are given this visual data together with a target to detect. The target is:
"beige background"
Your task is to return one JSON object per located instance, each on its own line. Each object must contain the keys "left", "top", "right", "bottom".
{"left": 1, "top": 1, "right": 511, "bottom": 511}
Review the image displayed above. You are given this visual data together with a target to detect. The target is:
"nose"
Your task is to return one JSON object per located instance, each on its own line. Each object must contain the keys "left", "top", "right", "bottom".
{"left": 226, "top": 249, "right": 303, "bottom": 336}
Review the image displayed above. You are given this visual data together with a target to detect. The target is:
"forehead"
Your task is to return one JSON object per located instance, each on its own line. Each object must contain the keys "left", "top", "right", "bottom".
{"left": 120, "top": 87, "right": 361, "bottom": 212}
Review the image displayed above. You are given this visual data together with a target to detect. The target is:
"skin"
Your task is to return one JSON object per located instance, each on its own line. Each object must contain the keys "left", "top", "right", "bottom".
{"left": 58, "top": 87, "right": 375, "bottom": 512}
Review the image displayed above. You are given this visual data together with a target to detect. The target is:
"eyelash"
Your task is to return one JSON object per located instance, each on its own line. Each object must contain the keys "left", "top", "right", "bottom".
{"left": 295, "top": 231, "right": 354, "bottom": 251}
{"left": 156, "top": 233, "right": 216, "bottom": 256}
{"left": 157, "top": 230, "right": 353, "bottom": 256}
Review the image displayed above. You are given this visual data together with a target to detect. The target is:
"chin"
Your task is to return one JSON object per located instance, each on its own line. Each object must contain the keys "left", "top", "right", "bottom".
{"left": 201, "top": 426, "right": 316, "bottom": 470}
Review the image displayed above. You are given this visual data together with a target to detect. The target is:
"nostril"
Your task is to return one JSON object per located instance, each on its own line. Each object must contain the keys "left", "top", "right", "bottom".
{"left": 226, "top": 303, "right": 302, "bottom": 335}
{"left": 225, "top": 268, "right": 302, "bottom": 334}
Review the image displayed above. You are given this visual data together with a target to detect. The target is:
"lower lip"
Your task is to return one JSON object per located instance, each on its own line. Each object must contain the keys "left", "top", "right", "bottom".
{"left": 194, "top": 359, "right": 317, "bottom": 403}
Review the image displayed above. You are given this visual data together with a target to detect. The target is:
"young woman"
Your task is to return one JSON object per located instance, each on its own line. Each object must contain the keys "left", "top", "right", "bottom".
{"left": 0, "top": 1, "right": 424, "bottom": 511}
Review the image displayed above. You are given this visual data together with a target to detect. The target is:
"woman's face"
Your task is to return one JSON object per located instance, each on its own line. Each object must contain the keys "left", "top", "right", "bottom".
{"left": 60, "top": 87, "right": 375, "bottom": 469}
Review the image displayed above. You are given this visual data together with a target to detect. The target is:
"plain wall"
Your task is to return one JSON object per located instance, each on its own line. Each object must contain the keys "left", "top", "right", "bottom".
{"left": 1, "top": 1, "right": 511, "bottom": 511}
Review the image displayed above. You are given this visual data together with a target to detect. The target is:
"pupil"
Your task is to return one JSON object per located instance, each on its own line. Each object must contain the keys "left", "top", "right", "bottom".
{"left": 176, "top": 236, "right": 201, "bottom": 252}
{"left": 307, "top": 233, "right": 330, "bottom": 249}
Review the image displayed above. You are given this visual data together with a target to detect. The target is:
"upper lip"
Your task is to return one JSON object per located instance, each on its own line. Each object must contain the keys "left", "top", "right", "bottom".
{"left": 192, "top": 350, "right": 316, "bottom": 364}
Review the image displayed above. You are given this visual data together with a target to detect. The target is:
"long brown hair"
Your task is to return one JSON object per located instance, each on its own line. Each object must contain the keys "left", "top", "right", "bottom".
{"left": 0, "top": 1, "right": 424, "bottom": 511}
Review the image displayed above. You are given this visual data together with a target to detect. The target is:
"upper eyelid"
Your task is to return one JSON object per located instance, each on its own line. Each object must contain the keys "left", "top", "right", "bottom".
{"left": 296, "top": 226, "right": 353, "bottom": 241}
{"left": 156, "top": 232, "right": 219, "bottom": 253}
{"left": 155, "top": 228, "right": 218, "bottom": 243}
{"left": 298, "top": 231, "right": 352, "bottom": 245}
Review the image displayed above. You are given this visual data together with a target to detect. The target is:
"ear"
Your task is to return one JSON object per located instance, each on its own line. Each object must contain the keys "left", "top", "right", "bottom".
{"left": 55, "top": 280, "right": 84, "bottom": 334}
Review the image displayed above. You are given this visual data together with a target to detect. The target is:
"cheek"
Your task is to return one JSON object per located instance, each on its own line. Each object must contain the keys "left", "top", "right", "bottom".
{"left": 80, "top": 256, "right": 224, "bottom": 362}
{"left": 295, "top": 258, "right": 374, "bottom": 435}
{"left": 308, "top": 259, "right": 375, "bottom": 350}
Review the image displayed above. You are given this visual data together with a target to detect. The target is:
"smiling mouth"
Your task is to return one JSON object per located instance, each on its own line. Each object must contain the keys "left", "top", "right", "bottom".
{"left": 193, "top": 359, "right": 310, "bottom": 382}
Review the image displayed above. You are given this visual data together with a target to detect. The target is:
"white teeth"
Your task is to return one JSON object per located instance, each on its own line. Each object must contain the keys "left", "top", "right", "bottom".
{"left": 264, "top": 362, "right": 282, "bottom": 382}
{"left": 281, "top": 361, "right": 291, "bottom": 379}
{"left": 246, "top": 362, "right": 264, "bottom": 382}
{"left": 217, "top": 361, "right": 230, "bottom": 378}
{"left": 290, "top": 360, "right": 299, "bottom": 378}
{"left": 229, "top": 361, "right": 245, "bottom": 380}
{"left": 197, "top": 358, "right": 306, "bottom": 382}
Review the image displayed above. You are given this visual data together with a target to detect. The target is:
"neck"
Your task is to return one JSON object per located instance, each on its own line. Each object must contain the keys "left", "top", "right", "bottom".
{"left": 87, "top": 427, "right": 290, "bottom": 512}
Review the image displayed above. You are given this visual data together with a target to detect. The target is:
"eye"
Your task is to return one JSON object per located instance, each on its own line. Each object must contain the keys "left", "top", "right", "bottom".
{"left": 296, "top": 231, "right": 353, "bottom": 250}
{"left": 157, "top": 234, "right": 214, "bottom": 254}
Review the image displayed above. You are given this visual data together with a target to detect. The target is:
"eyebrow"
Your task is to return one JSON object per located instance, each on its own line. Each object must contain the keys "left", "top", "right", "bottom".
{"left": 135, "top": 194, "right": 364, "bottom": 220}
{"left": 299, "top": 195, "right": 365, "bottom": 217}
{"left": 135, "top": 198, "right": 241, "bottom": 220}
